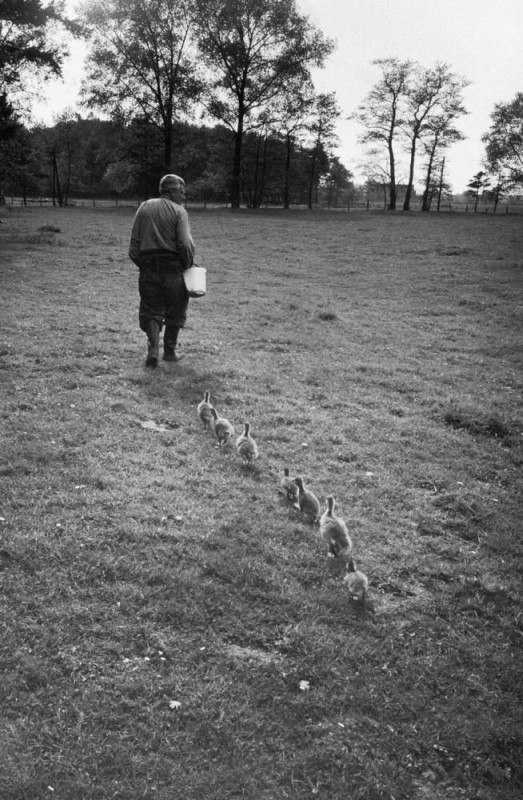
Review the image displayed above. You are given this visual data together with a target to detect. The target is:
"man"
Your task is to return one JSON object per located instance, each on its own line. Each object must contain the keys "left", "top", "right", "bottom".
{"left": 129, "top": 174, "right": 195, "bottom": 367}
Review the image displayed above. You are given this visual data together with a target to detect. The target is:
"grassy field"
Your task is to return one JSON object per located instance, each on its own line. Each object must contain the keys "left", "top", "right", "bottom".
{"left": 0, "top": 205, "right": 522, "bottom": 800}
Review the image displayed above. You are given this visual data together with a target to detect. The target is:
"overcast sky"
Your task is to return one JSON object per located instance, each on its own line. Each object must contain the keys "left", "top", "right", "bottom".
{"left": 298, "top": 0, "right": 523, "bottom": 192}
{"left": 33, "top": 0, "right": 523, "bottom": 194}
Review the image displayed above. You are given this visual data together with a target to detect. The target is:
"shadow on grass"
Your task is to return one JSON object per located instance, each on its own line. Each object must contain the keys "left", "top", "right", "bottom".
{"left": 126, "top": 362, "right": 228, "bottom": 405}
{"left": 444, "top": 406, "right": 514, "bottom": 444}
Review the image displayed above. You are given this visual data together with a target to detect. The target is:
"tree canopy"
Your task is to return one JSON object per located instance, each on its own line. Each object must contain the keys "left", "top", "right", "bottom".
{"left": 194, "top": 0, "right": 334, "bottom": 207}
{"left": 0, "top": 0, "right": 76, "bottom": 134}
{"left": 1, "top": 112, "right": 353, "bottom": 208}
{"left": 81, "top": 0, "right": 202, "bottom": 171}
{"left": 482, "top": 92, "right": 523, "bottom": 187}
{"left": 0, "top": 0, "right": 65, "bottom": 85}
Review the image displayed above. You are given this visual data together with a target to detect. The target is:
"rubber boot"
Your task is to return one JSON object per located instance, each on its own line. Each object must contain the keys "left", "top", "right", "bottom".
{"left": 163, "top": 326, "right": 182, "bottom": 362}
{"left": 145, "top": 320, "right": 160, "bottom": 368}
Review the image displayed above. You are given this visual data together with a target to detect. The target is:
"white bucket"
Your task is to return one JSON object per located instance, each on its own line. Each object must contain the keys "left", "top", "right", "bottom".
{"left": 183, "top": 265, "right": 207, "bottom": 297}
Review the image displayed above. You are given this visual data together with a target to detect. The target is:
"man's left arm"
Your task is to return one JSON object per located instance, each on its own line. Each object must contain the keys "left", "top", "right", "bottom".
{"left": 177, "top": 208, "right": 195, "bottom": 270}
{"left": 129, "top": 209, "right": 143, "bottom": 267}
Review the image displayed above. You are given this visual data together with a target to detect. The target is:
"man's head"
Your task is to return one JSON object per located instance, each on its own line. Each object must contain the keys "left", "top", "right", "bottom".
{"left": 159, "top": 174, "right": 186, "bottom": 203}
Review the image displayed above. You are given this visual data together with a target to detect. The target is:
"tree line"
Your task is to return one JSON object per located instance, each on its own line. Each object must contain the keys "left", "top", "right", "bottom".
{"left": 1, "top": 0, "right": 521, "bottom": 209}
{"left": 2, "top": 113, "right": 353, "bottom": 208}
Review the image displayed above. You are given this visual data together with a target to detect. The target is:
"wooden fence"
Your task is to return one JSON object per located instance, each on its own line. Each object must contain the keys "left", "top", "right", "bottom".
{"left": 3, "top": 196, "right": 523, "bottom": 215}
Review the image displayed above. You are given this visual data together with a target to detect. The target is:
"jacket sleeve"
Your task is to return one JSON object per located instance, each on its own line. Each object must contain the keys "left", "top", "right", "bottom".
{"left": 129, "top": 207, "right": 142, "bottom": 266}
{"left": 177, "top": 208, "right": 195, "bottom": 268}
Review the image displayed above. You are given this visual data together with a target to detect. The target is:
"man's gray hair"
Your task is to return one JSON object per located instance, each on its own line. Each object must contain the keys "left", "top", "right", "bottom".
{"left": 159, "top": 174, "right": 185, "bottom": 193}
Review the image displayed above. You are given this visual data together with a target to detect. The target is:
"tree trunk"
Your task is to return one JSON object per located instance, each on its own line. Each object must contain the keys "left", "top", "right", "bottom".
{"left": 403, "top": 138, "right": 417, "bottom": 211}
{"left": 51, "top": 153, "right": 56, "bottom": 207}
{"left": 65, "top": 147, "right": 72, "bottom": 207}
{"left": 52, "top": 152, "right": 63, "bottom": 207}
{"left": 493, "top": 175, "right": 502, "bottom": 214}
{"left": 421, "top": 145, "right": 436, "bottom": 211}
{"left": 436, "top": 158, "right": 445, "bottom": 212}
{"left": 252, "top": 133, "right": 262, "bottom": 208}
{"left": 231, "top": 109, "right": 244, "bottom": 209}
{"left": 260, "top": 135, "right": 268, "bottom": 207}
{"left": 163, "top": 118, "right": 173, "bottom": 172}
{"left": 308, "top": 143, "right": 318, "bottom": 210}
{"left": 388, "top": 140, "right": 396, "bottom": 210}
{"left": 283, "top": 133, "right": 291, "bottom": 209}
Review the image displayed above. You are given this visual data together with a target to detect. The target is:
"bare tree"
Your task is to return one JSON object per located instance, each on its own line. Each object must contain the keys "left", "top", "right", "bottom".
{"left": 353, "top": 58, "right": 413, "bottom": 210}
{"left": 355, "top": 59, "right": 468, "bottom": 212}
{"left": 420, "top": 118, "right": 465, "bottom": 211}
{"left": 402, "top": 63, "right": 468, "bottom": 211}
{"left": 194, "top": 0, "right": 334, "bottom": 208}
{"left": 80, "top": 0, "right": 202, "bottom": 172}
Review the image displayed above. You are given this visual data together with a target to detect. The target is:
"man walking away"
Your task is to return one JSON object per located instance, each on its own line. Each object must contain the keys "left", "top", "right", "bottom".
{"left": 129, "top": 174, "right": 195, "bottom": 367}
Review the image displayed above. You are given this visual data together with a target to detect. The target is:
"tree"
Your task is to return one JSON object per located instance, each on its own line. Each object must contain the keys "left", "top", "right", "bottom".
{"left": 0, "top": 122, "right": 38, "bottom": 202}
{"left": 187, "top": 123, "right": 232, "bottom": 203}
{"left": 32, "top": 115, "right": 78, "bottom": 205}
{"left": 122, "top": 116, "right": 165, "bottom": 197}
{"left": 194, "top": 0, "right": 334, "bottom": 208}
{"left": 0, "top": 91, "right": 20, "bottom": 141}
{"left": 482, "top": 93, "right": 523, "bottom": 188}
{"left": 435, "top": 158, "right": 453, "bottom": 212}
{"left": 322, "top": 156, "right": 353, "bottom": 208}
{"left": 0, "top": 0, "right": 76, "bottom": 128}
{"left": 358, "top": 147, "right": 404, "bottom": 209}
{"left": 28, "top": 116, "right": 123, "bottom": 203}
{"left": 484, "top": 173, "right": 512, "bottom": 214}
{"left": 354, "top": 58, "right": 413, "bottom": 210}
{"left": 305, "top": 91, "right": 340, "bottom": 209}
{"left": 0, "top": 0, "right": 65, "bottom": 88}
{"left": 81, "top": 0, "right": 202, "bottom": 172}
{"left": 355, "top": 59, "right": 468, "bottom": 212}
{"left": 104, "top": 160, "right": 135, "bottom": 202}
{"left": 420, "top": 119, "right": 464, "bottom": 211}
{"left": 402, "top": 63, "right": 468, "bottom": 211}
{"left": 467, "top": 170, "right": 490, "bottom": 212}
{"left": 264, "top": 76, "right": 316, "bottom": 209}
